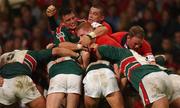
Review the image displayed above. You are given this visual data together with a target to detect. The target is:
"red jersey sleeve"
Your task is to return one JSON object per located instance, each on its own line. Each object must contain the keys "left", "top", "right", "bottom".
{"left": 140, "top": 40, "right": 155, "bottom": 62}
{"left": 140, "top": 40, "right": 153, "bottom": 56}
{"left": 102, "top": 21, "right": 113, "bottom": 35}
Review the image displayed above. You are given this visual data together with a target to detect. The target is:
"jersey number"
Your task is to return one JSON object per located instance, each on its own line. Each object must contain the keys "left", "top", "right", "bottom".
{"left": 7, "top": 53, "right": 15, "bottom": 61}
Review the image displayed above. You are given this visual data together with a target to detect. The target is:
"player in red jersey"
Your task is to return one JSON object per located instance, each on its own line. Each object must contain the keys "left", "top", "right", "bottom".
{"left": 76, "top": 22, "right": 120, "bottom": 47}
{"left": 111, "top": 26, "right": 156, "bottom": 64}
{"left": 79, "top": 2, "right": 114, "bottom": 46}
{"left": 88, "top": 2, "right": 112, "bottom": 35}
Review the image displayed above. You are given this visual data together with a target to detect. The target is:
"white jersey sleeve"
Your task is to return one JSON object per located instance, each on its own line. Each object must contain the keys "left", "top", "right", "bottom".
{"left": 130, "top": 49, "right": 150, "bottom": 65}
{"left": 146, "top": 54, "right": 155, "bottom": 63}
{"left": 0, "top": 50, "right": 28, "bottom": 67}
{"left": 91, "top": 22, "right": 102, "bottom": 28}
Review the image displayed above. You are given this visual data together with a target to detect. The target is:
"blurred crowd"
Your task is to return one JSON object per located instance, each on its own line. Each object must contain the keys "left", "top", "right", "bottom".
{"left": 0, "top": 0, "right": 180, "bottom": 72}
{"left": 0, "top": 0, "right": 180, "bottom": 108}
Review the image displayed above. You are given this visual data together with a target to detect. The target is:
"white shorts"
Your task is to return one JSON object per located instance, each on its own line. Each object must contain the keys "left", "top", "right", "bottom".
{"left": 48, "top": 74, "right": 82, "bottom": 95}
{"left": 0, "top": 75, "right": 41, "bottom": 105}
{"left": 83, "top": 68, "right": 119, "bottom": 98}
{"left": 139, "top": 71, "right": 173, "bottom": 106}
{"left": 168, "top": 74, "right": 180, "bottom": 102}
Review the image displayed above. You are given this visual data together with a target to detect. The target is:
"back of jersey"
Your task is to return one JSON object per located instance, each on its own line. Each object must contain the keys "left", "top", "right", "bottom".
{"left": 0, "top": 50, "right": 28, "bottom": 67}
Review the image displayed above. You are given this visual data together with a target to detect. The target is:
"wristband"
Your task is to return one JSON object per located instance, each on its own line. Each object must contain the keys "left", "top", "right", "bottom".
{"left": 87, "top": 32, "right": 96, "bottom": 39}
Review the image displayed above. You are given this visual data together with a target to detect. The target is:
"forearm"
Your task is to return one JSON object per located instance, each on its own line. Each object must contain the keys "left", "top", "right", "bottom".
{"left": 58, "top": 42, "right": 82, "bottom": 51}
{"left": 48, "top": 16, "right": 58, "bottom": 31}
{"left": 119, "top": 77, "right": 128, "bottom": 90}
{"left": 86, "top": 26, "right": 108, "bottom": 40}
{"left": 52, "top": 47, "right": 79, "bottom": 58}
{"left": 93, "top": 26, "right": 108, "bottom": 37}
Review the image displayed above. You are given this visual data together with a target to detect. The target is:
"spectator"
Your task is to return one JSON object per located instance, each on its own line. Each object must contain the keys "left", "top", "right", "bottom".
{"left": 144, "top": 20, "right": 162, "bottom": 54}
{"left": 20, "top": 4, "right": 37, "bottom": 31}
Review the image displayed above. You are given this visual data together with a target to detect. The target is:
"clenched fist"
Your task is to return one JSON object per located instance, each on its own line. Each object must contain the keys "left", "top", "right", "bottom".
{"left": 46, "top": 5, "right": 56, "bottom": 17}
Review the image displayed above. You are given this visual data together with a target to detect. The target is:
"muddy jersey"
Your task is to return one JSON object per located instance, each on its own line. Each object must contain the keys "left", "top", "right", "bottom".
{"left": 0, "top": 49, "right": 52, "bottom": 78}
{"left": 49, "top": 26, "right": 84, "bottom": 78}
{"left": 98, "top": 46, "right": 162, "bottom": 91}
{"left": 86, "top": 60, "right": 113, "bottom": 73}
{"left": 47, "top": 58, "right": 84, "bottom": 79}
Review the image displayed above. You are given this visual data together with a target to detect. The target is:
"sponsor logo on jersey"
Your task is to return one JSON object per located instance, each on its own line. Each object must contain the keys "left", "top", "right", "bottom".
{"left": 56, "top": 27, "right": 65, "bottom": 42}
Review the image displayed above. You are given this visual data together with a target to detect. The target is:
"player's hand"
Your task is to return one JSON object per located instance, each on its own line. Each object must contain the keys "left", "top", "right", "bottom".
{"left": 46, "top": 5, "right": 56, "bottom": 17}
{"left": 0, "top": 76, "right": 4, "bottom": 87}
{"left": 46, "top": 43, "right": 55, "bottom": 49}
{"left": 89, "top": 43, "right": 98, "bottom": 49}
{"left": 79, "top": 35, "right": 92, "bottom": 47}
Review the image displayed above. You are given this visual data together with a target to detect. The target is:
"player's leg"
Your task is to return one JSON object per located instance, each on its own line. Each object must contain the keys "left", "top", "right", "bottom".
{"left": 139, "top": 72, "right": 172, "bottom": 108}
{"left": 106, "top": 91, "right": 124, "bottom": 108}
{"left": 83, "top": 69, "right": 101, "bottom": 108}
{"left": 66, "top": 74, "right": 82, "bottom": 108}
{"left": 103, "top": 68, "right": 124, "bottom": 108}
{"left": 46, "top": 74, "right": 67, "bottom": 108}
{"left": 46, "top": 93, "right": 65, "bottom": 108}
{"left": 147, "top": 97, "right": 169, "bottom": 108}
{"left": 66, "top": 93, "right": 80, "bottom": 108}
{"left": 170, "top": 98, "right": 180, "bottom": 108}
{"left": 26, "top": 96, "right": 46, "bottom": 108}
{"left": 16, "top": 75, "right": 46, "bottom": 108}
{"left": 84, "top": 96, "right": 100, "bottom": 108}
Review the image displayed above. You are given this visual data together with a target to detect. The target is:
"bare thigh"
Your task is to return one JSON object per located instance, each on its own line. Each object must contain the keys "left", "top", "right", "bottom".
{"left": 46, "top": 93, "right": 65, "bottom": 108}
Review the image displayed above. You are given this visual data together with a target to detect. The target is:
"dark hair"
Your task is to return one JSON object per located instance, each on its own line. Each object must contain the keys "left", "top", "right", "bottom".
{"left": 91, "top": 1, "right": 105, "bottom": 16}
{"left": 59, "top": 8, "right": 75, "bottom": 19}
{"left": 128, "top": 25, "right": 145, "bottom": 39}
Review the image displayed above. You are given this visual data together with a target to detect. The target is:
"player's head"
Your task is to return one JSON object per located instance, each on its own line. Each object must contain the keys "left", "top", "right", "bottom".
{"left": 60, "top": 8, "right": 77, "bottom": 29}
{"left": 76, "top": 22, "right": 93, "bottom": 37}
{"left": 126, "top": 25, "right": 145, "bottom": 50}
{"left": 88, "top": 2, "right": 105, "bottom": 23}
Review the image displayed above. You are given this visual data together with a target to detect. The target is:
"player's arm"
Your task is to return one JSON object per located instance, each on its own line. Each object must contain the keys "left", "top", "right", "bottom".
{"left": 58, "top": 42, "right": 84, "bottom": 51}
{"left": 120, "top": 77, "right": 128, "bottom": 90}
{"left": 146, "top": 55, "right": 156, "bottom": 64}
{"left": 114, "top": 64, "right": 128, "bottom": 90}
{"left": 79, "top": 22, "right": 108, "bottom": 47}
{"left": 46, "top": 5, "right": 58, "bottom": 31}
{"left": 93, "top": 26, "right": 108, "bottom": 37}
{"left": 59, "top": 42, "right": 90, "bottom": 68}
{"left": 34, "top": 47, "right": 80, "bottom": 62}
{"left": 96, "top": 45, "right": 125, "bottom": 63}
{"left": 78, "top": 51, "right": 90, "bottom": 69}
{"left": 87, "top": 22, "right": 108, "bottom": 39}
{"left": 142, "top": 40, "right": 156, "bottom": 64}
{"left": 52, "top": 47, "right": 80, "bottom": 58}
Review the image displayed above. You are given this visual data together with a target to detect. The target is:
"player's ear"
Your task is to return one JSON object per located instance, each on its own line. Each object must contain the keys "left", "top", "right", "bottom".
{"left": 127, "top": 35, "right": 131, "bottom": 40}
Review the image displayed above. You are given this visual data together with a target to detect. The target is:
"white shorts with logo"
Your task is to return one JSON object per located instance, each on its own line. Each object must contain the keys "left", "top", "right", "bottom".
{"left": 83, "top": 68, "right": 119, "bottom": 98}
{"left": 0, "top": 75, "right": 41, "bottom": 105}
{"left": 48, "top": 74, "right": 82, "bottom": 95}
{"left": 139, "top": 71, "right": 174, "bottom": 106}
